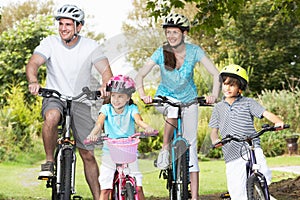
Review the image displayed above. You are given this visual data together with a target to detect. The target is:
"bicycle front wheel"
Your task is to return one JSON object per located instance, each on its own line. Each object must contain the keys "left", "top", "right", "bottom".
{"left": 125, "top": 181, "right": 135, "bottom": 200}
{"left": 171, "top": 140, "right": 189, "bottom": 200}
{"left": 60, "top": 148, "right": 73, "bottom": 200}
{"left": 246, "top": 175, "right": 269, "bottom": 200}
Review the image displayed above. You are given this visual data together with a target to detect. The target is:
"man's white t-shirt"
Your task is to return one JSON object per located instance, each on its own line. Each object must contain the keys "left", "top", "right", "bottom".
{"left": 34, "top": 35, "right": 106, "bottom": 96}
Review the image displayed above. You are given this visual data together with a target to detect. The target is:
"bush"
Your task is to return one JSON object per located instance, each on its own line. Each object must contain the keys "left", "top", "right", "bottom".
{"left": 0, "top": 85, "right": 43, "bottom": 162}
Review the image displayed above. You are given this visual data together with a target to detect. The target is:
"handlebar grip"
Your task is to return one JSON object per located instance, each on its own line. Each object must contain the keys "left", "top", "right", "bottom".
{"left": 283, "top": 124, "right": 290, "bottom": 129}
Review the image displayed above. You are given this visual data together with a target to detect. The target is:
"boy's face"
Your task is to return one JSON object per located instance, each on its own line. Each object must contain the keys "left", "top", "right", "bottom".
{"left": 110, "top": 92, "right": 130, "bottom": 110}
{"left": 222, "top": 77, "right": 241, "bottom": 98}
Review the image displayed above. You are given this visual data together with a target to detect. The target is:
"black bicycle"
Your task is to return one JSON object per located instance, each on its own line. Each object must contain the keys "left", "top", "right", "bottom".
{"left": 212, "top": 124, "right": 290, "bottom": 200}
{"left": 150, "top": 96, "right": 211, "bottom": 200}
{"left": 38, "top": 87, "right": 100, "bottom": 200}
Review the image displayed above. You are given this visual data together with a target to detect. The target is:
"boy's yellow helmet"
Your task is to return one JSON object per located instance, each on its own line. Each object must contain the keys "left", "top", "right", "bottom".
{"left": 220, "top": 64, "right": 249, "bottom": 90}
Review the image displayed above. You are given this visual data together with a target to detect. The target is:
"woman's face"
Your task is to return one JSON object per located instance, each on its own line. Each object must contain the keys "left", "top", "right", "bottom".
{"left": 165, "top": 27, "right": 184, "bottom": 47}
{"left": 110, "top": 92, "right": 130, "bottom": 110}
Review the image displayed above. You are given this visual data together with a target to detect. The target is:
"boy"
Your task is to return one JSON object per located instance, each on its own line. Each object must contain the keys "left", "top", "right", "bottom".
{"left": 209, "top": 64, "right": 284, "bottom": 200}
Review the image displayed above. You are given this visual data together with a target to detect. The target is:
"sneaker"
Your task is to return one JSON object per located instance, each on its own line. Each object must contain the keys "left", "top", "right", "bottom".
{"left": 156, "top": 149, "right": 170, "bottom": 170}
{"left": 38, "top": 161, "right": 54, "bottom": 178}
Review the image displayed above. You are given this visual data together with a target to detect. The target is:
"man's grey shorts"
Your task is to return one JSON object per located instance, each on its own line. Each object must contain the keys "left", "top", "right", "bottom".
{"left": 42, "top": 97, "right": 96, "bottom": 150}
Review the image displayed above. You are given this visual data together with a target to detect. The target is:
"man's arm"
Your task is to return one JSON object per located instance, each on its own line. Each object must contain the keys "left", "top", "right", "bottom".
{"left": 26, "top": 54, "right": 45, "bottom": 95}
{"left": 94, "top": 58, "right": 113, "bottom": 101}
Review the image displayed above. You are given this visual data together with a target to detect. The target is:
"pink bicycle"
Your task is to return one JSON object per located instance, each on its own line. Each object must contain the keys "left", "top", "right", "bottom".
{"left": 85, "top": 131, "right": 158, "bottom": 200}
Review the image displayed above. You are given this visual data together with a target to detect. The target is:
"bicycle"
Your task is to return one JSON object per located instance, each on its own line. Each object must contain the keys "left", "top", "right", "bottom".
{"left": 149, "top": 96, "right": 211, "bottom": 200}
{"left": 84, "top": 130, "right": 158, "bottom": 200}
{"left": 212, "top": 124, "right": 290, "bottom": 200}
{"left": 37, "top": 87, "right": 100, "bottom": 200}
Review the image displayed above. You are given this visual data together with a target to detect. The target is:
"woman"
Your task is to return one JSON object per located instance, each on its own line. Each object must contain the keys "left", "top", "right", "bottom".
{"left": 135, "top": 13, "right": 221, "bottom": 200}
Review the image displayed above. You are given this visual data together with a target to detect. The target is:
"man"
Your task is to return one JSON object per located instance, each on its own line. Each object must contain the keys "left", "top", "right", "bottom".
{"left": 26, "top": 4, "right": 113, "bottom": 199}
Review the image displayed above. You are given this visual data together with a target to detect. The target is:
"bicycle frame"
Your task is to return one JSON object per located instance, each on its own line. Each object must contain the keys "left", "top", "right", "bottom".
{"left": 212, "top": 124, "right": 289, "bottom": 200}
{"left": 152, "top": 96, "right": 210, "bottom": 200}
{"left": 38, "top": 87, "right": 100, "bottom": 200}
{"left": 84, "top": 131, "right": 158, "bottom": 200}
{"left": 112, "top": 163, "right": 138, "bottom": 200}
{"left": 170, "top": 104, "right": 190, "bottom": 188}
{"left": 244, "top": 138, "right": 270, "bottom": 200}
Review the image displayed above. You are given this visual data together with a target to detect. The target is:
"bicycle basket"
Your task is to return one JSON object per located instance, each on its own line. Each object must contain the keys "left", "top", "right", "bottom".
{"left": 106, "top": 137, "right": 140, "bottom": 164}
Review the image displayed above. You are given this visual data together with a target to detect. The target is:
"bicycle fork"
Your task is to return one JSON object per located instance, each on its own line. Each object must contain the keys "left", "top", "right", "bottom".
{"left": 247, "top": 148, "right": 270, "bottom": 200}
{"left": 56, "top": 143, "right": 77, "bottom": 195}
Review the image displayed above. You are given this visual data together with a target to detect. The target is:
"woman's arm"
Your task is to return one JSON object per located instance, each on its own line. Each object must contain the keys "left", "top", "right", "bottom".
{"left": 200, "top": 56, "right": 221, "bottom": 103}
{"left": 133, "top": 113, "right": 154, "bottom": 133}
{"left": 135, "top": 59, "right": 156, "bottom": 103}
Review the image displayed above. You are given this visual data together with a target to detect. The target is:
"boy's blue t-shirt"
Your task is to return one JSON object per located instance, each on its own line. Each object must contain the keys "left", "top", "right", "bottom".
{"left": 150, "top": 43, "right": 205, "bottom": 103}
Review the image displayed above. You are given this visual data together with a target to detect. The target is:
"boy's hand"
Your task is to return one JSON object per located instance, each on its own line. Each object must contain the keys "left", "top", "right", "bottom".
{"left": 274, "top": 122, "right": 284, "bottom": 130}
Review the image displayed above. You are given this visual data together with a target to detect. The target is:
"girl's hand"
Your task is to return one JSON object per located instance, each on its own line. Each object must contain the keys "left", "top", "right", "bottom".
{"left": 144, "top": 125, "right": 155, "bottom": 134}
{"left": 141, "top": 96, "right": 153, "bottom": 104}
{"left": 87, "top": 133, "right": 99, "bottom": 142}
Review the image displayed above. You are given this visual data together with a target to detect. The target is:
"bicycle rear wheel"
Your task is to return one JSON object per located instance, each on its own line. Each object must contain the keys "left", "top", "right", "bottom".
{"left": 60, "top": 148, "right": 73, "bottom": 200}
{"left": 246, "top": 175, "right": 268, "bottom": 200}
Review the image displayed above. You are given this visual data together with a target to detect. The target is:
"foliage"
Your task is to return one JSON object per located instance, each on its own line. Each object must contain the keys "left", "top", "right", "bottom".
{"left": 213, "top": 0, "right": 300, "bottom": 93}
{"left": 0, "top": 15, "right": 54, "bottom": 105}
{"left": 0, "top": 0, "right": 54, "bottom": 33}
{"left": 146, "top": 0, "right": 300, "bottom": 34}
{"left": 0, "top": 85, "right": 43, "bottom": 162}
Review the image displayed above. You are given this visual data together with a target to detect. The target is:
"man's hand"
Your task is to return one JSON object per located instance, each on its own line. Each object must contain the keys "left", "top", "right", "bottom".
{"left": 28, "top": 82, "right": 40, "bottom": 95}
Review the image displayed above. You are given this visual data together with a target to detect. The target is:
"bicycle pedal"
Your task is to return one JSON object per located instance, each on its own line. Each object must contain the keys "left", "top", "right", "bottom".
{"left": 220, "top": 191, "right": 231, "bottom": 199}
{"left": 73, "top": 195, "right": 83, "bottom": 200}
{"left": 38, "top": 175, "right": 50, "bottom": 181}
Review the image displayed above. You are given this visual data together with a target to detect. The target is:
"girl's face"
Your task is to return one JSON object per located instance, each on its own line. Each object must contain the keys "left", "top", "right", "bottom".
{"left": 222, "top": 77, "right": 241, "bottom": 98}
{"left": 165, "top": 27, "right": 185, "bottom": 47}
{"left": 110, "top": 92, "right": 130, "bottom": 111}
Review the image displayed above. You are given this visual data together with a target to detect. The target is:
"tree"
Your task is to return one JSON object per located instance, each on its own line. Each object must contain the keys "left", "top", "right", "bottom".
{"left": 146, "top": 0, "right": 300, "bottom": 35}
{"left": 211, "top": 0, "right": 300, "bottom": 93}
{"left": 0, "top": 0, "right": 54, "bottom": 33}
{"left": 0, "top": 15, "right": 55, "bottom": 104}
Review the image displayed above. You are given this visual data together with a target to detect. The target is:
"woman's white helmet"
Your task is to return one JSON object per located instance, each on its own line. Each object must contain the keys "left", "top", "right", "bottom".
{"left": 55, "top": 4, "right": 85, "bottom": 25}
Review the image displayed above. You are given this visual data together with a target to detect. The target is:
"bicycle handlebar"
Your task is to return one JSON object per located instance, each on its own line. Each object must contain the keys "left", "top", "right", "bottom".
{"left": 38, "top": 87, "right": 101, "bottom": 101}
{"left": 212, "top": 124, "right": 290, "bottom": 149}
{"left": 151, "top": 96, "right": 212, "bottom": 108}
{"left": 83, "top": 130, "right": 159, "bottom": 145}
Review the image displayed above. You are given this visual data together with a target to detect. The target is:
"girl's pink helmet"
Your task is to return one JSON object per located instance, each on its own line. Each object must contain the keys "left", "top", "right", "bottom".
{"left": 106, "top": 75, "right": 136, "bottom": 95}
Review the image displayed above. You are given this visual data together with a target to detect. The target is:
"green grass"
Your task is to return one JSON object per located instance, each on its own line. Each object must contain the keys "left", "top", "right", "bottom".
{"left": 0, "top": 152, "right": 299, "bottom": 199}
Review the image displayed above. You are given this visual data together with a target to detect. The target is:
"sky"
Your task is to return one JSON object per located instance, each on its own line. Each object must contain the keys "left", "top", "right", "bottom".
{"left": 0, "top": 0, "right": 134, "bottom": 38}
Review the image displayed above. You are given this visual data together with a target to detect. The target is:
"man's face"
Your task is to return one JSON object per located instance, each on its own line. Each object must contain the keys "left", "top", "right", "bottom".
{"left": 58, "top": 18, "right": 80, "bottom": 42}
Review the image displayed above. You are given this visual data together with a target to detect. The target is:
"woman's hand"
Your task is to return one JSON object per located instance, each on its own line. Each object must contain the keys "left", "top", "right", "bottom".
{"left": 141, "top": 95, "right": 153, "bottom": 104}
{"left": 206, "top": 95, "right": 217, "bottom": 104}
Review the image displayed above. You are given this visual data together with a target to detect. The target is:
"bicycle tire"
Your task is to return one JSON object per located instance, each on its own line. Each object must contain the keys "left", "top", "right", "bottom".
{"left": 51, "top": 176, "right": 58, "bottom": 200}
{"left": 60, "top": 148, "right": 73, "bottom": 200}
{"left": 111, "top": 175, "right": 120, "bottom": 200}
{"left": 169, "top": 140, "right": 189, "bottom": 200}
{"left": 125, "top": 181, "right": 135, "bottom": 200}
{"left": 177, "top": 141, "right": 189, "bottom": 200}
{"left": 246, "top": 175, "right": 268, "bottom": 200}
